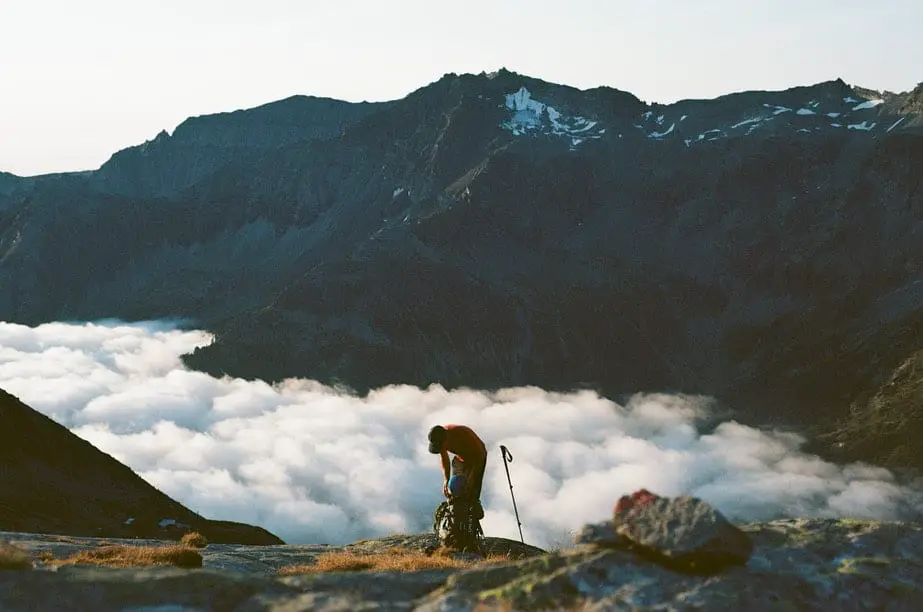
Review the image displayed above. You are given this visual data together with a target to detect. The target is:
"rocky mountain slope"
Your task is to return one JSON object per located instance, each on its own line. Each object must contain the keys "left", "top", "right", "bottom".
{"left": 817, "top": 347, "right": 923, "bottom": 469}
{"left": 91, "top": 95, "right": 388, "bottom": 197}
{"left": 1, "top": 69, "right": 922, "bottom": 467}
{"left": 0, "top": 387, "right": 282, "bottom": 545}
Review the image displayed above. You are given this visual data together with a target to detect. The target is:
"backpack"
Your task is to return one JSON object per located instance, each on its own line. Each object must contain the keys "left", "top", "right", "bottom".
{"left": 433, "top": 498, "right": 484, "bottom": 553}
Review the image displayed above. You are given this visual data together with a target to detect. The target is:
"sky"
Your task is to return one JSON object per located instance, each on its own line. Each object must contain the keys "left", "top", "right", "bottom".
{"left": 1, "top": 0, "right": 921, "bottom": 176}
{"left": 2, "top": 319, "right": 922, "bottom": 548}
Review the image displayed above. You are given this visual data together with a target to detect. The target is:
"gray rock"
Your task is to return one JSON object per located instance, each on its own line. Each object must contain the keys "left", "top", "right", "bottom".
{"left": 613, "top": 494, "right": 754, "bottom": 574}
{"left": 1, "top": 520, "right": 922, "bottom": 611}
{"left": 572, "top": 520, "right": 621, "bottom": 547}
{"left": 0, "top": 566, "right": 290, "bottom": 612}
{"left": 429, "top": 518, "right": 923, "bottom": 611}
{"left": 122, "top": 607, "right": 206, "bottom": 612}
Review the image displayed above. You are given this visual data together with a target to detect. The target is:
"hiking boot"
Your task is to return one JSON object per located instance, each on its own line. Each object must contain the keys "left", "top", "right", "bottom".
{"left": 472, "top": 499, "right": 484, "bottom": 519}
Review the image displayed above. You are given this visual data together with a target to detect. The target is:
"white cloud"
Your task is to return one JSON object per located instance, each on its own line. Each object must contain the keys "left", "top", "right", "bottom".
{"left": 1, "top": 319, "right": 921, "bottom": 549}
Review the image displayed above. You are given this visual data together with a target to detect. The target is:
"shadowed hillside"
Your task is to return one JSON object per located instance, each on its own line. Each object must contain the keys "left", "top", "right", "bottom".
{"left": 0, "top": 387, "right": 282, "bottom": 545}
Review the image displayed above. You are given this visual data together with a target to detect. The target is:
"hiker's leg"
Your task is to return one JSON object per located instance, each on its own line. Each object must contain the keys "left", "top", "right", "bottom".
{"left": 471, "top": 456, "right": 486, "bottom": 501}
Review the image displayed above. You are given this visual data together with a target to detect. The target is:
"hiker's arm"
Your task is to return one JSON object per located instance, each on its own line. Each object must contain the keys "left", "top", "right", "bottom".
{"left": 440, "top": 449, "right": 451, "bottom": 495}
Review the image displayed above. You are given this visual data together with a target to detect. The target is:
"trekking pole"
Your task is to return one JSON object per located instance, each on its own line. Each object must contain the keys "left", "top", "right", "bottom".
{"left": 499, "top": 445, "right": 524, "bottom": 544}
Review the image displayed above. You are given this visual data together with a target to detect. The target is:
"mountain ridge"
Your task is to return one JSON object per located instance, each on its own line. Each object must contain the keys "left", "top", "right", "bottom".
{"left": 5, "top": 70, "right": 921, "bottom": 182}
{"left": 1, "top": 69, "right": 922, "bottom": 471}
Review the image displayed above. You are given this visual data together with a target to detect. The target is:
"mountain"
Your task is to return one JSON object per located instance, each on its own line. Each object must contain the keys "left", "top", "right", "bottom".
{"left": 1, "top": 69, "right": 922, "bottom": 468}
{"left": 0, "top": 171, "right": 20, "bottom": 196}
{"left": 91, "top": 95, "right": 388, "bottom": 197}
{"left": 0, "top": 387, "right": 283, "bottom": 544}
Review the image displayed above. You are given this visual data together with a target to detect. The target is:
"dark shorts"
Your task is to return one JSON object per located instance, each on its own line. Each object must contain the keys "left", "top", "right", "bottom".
{"left": 451, "top": 454, "right": 486, "bottom": 500}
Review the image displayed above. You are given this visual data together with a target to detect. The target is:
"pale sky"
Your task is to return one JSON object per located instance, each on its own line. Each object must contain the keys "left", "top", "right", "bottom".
{"left": 1, "top": 0, "right": 920, "bottom": 177}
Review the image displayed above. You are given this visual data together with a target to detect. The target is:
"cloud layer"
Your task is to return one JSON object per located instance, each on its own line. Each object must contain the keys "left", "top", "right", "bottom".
{"left": 1, "top": 319, "right": 920, "bottom": 548}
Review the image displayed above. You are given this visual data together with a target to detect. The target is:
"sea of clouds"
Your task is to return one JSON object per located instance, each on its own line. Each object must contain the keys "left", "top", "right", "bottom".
{"left": 1, "top": 319, "right": 921, "bottom": 549}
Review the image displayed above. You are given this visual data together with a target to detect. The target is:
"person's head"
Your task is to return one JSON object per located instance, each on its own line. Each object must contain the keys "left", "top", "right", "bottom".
{"left": 428, "top": 425, "right": 447, "bottom": 454}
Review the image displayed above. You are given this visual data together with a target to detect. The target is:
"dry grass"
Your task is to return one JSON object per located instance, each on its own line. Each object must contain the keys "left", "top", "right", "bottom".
{"left": 180, "top": 531, "right": 208, "bottom": 548}
{"left": 0, "top": 543, "right": 32, "bottom": 570}
{"left": 51, "top": 536, "right": 114, "bottom": 546}
{"left": 46, "top": 544, "right": 202, "bottom": 569}
{"left": 279, "top": 547, "right": 511, "bottom": 575}
{"left": 474, "top": 600, "right": 597, "bottom": 611}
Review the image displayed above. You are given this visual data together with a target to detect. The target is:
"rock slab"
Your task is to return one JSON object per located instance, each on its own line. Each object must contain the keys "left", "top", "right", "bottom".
{"left": 612, "top": 491, "right": 754, "bottom": 574}
{"left": 3, "top": 519, "right": 923, "bottom": 610}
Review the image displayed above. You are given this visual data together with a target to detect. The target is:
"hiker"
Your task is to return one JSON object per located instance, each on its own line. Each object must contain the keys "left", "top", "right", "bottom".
{"left": 427, "top": 424, "right": 487, "bottom": 505}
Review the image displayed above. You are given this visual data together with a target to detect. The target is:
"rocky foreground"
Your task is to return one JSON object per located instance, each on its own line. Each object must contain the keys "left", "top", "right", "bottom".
{"left": 2, "top": 515, "right": 922, "bottom": 611}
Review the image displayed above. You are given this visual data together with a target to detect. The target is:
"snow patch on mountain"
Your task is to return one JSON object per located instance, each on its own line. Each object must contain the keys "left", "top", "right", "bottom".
{"left": 731, "top": 117, "right": 763, "bottom": 129}
{"left": 501, "top": 87, "right": 605, "bottom": 148}
{"left": 504, "top": 85, "right": 899, "bottom": 152}
{"left": 678, "top": 90, "right": 904, "bottom": 148}
{"left": 503, "top": 87, "right": 544, "bottom": 133}
{"left": 690, "top": 129, "right": 724, "bottom": 143}
{"left": 887, "top": 117, "right": 906, "bottom": 132}
{"left": 648, "top": 123, "right": 675, "bottom": 139}
{"left": 853, "top": 99, "right": 884, "bottom": 111}
{"left": 764, "top": 104, "right": 792, "bottom": 115}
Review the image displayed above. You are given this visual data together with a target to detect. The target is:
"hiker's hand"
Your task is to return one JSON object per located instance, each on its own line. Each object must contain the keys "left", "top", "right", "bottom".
{"left": 443, "top": 480, "right": 450, "bottom": 497}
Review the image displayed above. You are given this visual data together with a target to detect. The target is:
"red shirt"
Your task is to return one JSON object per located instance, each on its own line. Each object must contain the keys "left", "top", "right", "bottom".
{"left": 442, "top": 424, "right": 487, "bottom": 464}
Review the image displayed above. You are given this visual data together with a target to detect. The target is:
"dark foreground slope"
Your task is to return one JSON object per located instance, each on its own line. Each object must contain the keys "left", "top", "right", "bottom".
{"left": 0, "top": 388, "right": 282, "bottom": 544}
{"left": 1, "top": 70, "right": 923, "bottom": 467}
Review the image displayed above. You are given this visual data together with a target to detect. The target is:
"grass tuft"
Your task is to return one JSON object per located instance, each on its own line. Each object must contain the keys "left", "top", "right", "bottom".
{"left": 0, "top": 543, "right": 32, "bottom": 571}
{"left": 279, "top": 547, "right": 511, "bottom": 575}
{"left": 47, "top": 544, "right": 202, "bottom": 569}
{"left": 180, "top": 531, "right": 209, "bottom": 548}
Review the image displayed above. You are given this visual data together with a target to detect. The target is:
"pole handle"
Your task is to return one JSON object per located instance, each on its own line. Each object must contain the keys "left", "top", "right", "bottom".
{"left": 500, "top": 444, "right": 513, "bottom": 463}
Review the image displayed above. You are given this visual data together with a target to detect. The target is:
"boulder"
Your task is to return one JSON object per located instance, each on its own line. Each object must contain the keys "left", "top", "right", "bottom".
{"left": 612, "top": 490, "right": 754, "bottom": 574}
{"left": 573, "top": 520, "right": 622, "bottom": 547}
